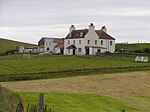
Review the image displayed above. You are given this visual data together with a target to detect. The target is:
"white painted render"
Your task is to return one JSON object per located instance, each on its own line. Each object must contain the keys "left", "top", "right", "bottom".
{"left": 39, "top": 38, "right": 62, "bottom": 54}
{"left": 64, "top": 24, "right": 115, "bottom": 55}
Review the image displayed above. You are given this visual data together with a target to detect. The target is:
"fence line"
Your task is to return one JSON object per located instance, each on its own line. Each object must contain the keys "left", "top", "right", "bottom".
{"left": 1, "top": 65, "right": 150, "bottom": 76}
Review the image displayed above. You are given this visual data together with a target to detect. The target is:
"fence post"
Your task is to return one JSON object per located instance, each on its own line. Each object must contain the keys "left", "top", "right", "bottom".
{"left": 38, "top": 93, "right": 44, "bottom": 112}
{"left": 23, "top": 94, "right": 27, "bottom": 112}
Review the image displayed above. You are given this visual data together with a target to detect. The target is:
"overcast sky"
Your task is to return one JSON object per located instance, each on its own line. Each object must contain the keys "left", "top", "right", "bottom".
{"left": 0, "top": 0, "right": 150, "bottom": 44}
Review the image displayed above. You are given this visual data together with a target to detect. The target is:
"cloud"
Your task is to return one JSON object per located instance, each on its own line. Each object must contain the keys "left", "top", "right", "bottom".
{"left": 0, "top": 0, "right": 150, "bottom": 43}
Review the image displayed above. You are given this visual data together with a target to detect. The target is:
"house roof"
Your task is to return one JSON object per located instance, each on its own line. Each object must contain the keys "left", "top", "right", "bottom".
{"left": 65, "top": 29, "right": 115, "bottom": 40}
{"left": 66, "top": 45, "right": 77, "bottom": 49}
{"left": 95, "top": 30, "right": 115, "bottom": 40}
{"left": 66, "top": 29, "right": 88, "bottom": 39}
{"left": 21, "top": 45, "right": 38, "bottom": 49}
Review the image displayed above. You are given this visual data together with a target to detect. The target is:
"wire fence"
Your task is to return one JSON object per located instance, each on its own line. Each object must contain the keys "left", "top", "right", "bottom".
{"left": 1, "top": 65, "right": 150, "bottom": 76}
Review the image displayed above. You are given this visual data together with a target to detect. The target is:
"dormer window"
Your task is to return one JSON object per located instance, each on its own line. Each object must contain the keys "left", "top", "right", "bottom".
{"left": 80, "top": 32, "right": 83, "bottom": 37}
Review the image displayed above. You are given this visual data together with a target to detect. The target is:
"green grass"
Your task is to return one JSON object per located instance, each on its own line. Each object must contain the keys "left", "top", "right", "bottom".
{"left": 17, "top": 92, "right": 150, "bottom": 112}
{"left": 0, "top": 54, "right": 150, "bottom": 74}
{"left": 0, "top": 54, "right": 150, "bottom": 81}
{"left": 116, "top": 43, "right": 150, "bottom": 51}
{"left": 0, "top": 38, "right": 36, "bottom": 53}
{"left": 0, "top": 87, "right": 20, "bottom": 112}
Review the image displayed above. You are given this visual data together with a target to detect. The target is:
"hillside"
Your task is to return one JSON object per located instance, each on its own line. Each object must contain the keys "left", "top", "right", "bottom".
{"left": 116, "top": 43, "right": 150, "bottom": 51}
{"left": 0, "top": 38, "right": 37, "bottom": 53}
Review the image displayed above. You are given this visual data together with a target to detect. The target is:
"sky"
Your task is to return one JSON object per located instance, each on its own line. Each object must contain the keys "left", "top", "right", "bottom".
{"left": 0, "top": 0, "right": 150, "bottom": 44}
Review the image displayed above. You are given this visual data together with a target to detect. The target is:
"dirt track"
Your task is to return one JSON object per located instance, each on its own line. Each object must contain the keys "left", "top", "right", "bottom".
{"left": 1, "top": 71, "right": 150, "bottom": 96}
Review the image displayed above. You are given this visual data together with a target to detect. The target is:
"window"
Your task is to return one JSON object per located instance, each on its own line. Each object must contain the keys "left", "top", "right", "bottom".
{"left": 49, "top": 42, "right": 51, "bottom": 46}
{"left": 87, "top": 40, "right": 90, "bottom": 44}
{"left": 73, "top": 40, "right": 75, "bottom": 44}
{"left": 97, "top": 49, "right": 101, "bottom": 53}
{"left": 101, "top": 40, "right": 103, "bottom": 45}
{"left": 78, "top": 48, "right": 82, "bottom": 52}
{"left": 47, "top": 47, "right": 50, "bottom": 51}
{"left": 95, "top": 40, "right": 97, "bottom": 45}
{"left": 68, "top": 49, "right": 70, "bottom": 53}
{"left": 110, "top": 41, "right": 112, "bottom": 46}
{"left": 79, "top": 40, "right": 81, "bottom": 44}
{"left": 80, "top": 32, "right": 83, "bottom": 37}
{"left": 68, "top": 40, "right": 70, "bottom": 45}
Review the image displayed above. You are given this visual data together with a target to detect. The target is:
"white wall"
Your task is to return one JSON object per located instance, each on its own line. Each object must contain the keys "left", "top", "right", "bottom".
{"left": 64, "top": 25, "right": 115, "bottom": 55}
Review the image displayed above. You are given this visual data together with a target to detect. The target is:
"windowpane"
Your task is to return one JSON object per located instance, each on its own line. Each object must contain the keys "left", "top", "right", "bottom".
{"left": 78, "top": 48, "right": 82, "bottom": 52}
{"left": 87, "top": 40, "right": 90, "bottom": 44}
{"left": 73, "top": 40, "right": 75, "bottom": 44}
{"left": 101, "top": 40, "right": 103, "bottom": 45}
{"left": 79, "top": 40, "right": 81, "bottom": 44}
{"left": 95, "top": 40, "right": 97, "bottom": 45}
{"left": 110, "top": 41, "right": 112, "bottom": 46}
{"left": 68, "top": 40, "right": 70, "bottom": 45}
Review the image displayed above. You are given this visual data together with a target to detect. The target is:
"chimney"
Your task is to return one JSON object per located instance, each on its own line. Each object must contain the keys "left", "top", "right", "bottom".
{"left": 69, "top": 25, "right": 75, "bottom": 33}
{"left": 89, "top": 23, "right": 95, "bottom": 31}
{"left": 101, "top": 26, "right": 107, "bottom": 33}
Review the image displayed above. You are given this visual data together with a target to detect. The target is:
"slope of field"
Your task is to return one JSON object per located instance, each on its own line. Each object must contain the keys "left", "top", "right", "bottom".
{"left": 116, "top": 43, "right": 150, "bottom": 51}
{"left": 1, "top": 71, "right": 150, "bottom": 96}
{"left": 0, "top": 54, "right": 150, "bottom": 75}
{"left": 0, "top": 87, "right": 20, "bottom": 112}
{"left": 0, "top": 38, "right": 37, "bottom": 53}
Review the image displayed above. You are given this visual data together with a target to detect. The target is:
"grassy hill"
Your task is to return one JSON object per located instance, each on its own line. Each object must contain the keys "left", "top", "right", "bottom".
{"left": 0, "top": 38, "right": 37, "bottom": 53}
{"left": 116, "top": 43, "right": 150, "bottom": 51}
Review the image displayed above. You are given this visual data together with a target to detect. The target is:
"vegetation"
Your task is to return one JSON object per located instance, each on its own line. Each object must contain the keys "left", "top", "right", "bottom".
{"left": 0, "top": 54, "right": 150, "bottom": 81}
{"left": 0, "top": 38, "right": 36, "bottom": 54}
{"left": 17, "top": 92, "right": 150, "bottom": 112}
{"left": 0, "top": 87, "right": 20, "bottom": 112}
{"left": 116, "top": 43, "right": 150, "bottom": 53}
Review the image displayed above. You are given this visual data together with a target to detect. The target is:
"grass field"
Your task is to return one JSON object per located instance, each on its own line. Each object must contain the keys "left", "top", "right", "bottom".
{"left": 0, "top": 54, "right": 150, "bottom": 81}
{"left": 1, "top": 71, "right": 150, "bottom": 96}
{"left": 1, "top": 71, "right": 149, "bottom": 112}
{"left": 16, "top": 92, "right": 150, "bottom": 112}
{"left": 0, "top": 38, "right": 36, "bottom": 53}
{"left": 0, "top": 54, "right": 150, "bottom": 75}
{"left": 116, "top": 43, "right": 150, "bottom": 51}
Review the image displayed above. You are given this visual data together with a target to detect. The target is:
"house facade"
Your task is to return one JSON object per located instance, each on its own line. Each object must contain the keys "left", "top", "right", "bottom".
{"left": 38, "top": 37, "right": 64, "bottom": 54}
{"left": 64, "top": 23, "right": 115, "bottom": 55}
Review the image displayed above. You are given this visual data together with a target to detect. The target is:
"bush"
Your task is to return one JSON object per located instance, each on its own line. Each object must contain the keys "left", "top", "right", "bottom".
{"left": 143, "top": 48, "right": 150, "bottom": 54}
{"left": 134, "top": 50, "right": 143, "bottom": 53}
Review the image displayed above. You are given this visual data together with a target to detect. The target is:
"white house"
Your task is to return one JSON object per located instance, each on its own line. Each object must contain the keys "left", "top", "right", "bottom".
{"left": 64, "top": 23, "right": 115, "bottom": 55}
{"left": 38, "top": 37, "right": 64, "bottom": 54}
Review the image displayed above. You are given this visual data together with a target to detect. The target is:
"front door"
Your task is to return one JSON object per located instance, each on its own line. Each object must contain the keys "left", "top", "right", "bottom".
{"left": 73, "top": 49, "right": 75, "bottom": 55}
{"left": 85, "top": 48, "right": 89, "bottom": 55}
